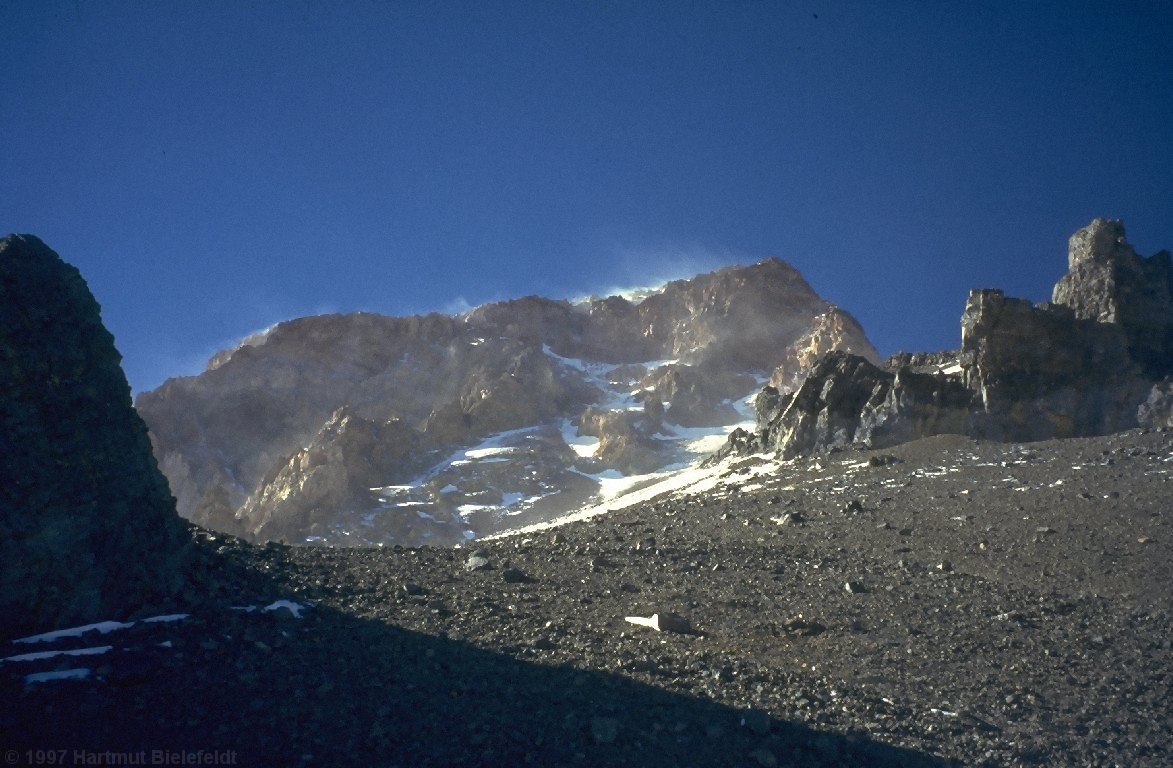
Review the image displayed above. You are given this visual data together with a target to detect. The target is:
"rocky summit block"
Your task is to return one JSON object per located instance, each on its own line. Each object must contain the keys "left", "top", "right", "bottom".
{"left": 726, "top": 219, "right": 1172, "bottom": 459}
{"left": 0, "top": 235, "right": 192, "bottom": 639}
{"left": 1054, "top": 218, "right": 1172, "bottom": 377}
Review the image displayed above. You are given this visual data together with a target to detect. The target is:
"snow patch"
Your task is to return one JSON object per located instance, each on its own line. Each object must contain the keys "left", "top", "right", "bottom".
{"left": 25, "top": 668, "right": 90, "bottom": 684}
{"left": 14, "top": 621, "right": 133, "bottom": 644}
{"left": 561, "top": 418, "right": 600, "bottom": 458}
{"left": 2, "top": 645, "right": 112, "bottom": 664}
{"left": 263, "top": 600, "right": 309, "bottom": 618}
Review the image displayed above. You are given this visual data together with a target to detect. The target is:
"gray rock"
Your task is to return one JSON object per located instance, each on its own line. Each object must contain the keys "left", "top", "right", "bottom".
{"left": 465, "top": 553, "right": 491, "bottom": 572}
{"left": 501, "top": 567, "right": 528, "bottom": 583}
{"left": 1053, "top": 218, "right": 1171, "bottom": 379}
{"left": 1138, "top": 378, "right": 1173, "bottom": 429}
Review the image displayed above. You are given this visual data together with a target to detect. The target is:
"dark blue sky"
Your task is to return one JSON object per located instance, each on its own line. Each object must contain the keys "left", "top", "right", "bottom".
{"left": 3, "top": 1, "right": 1171, "bottom": 393}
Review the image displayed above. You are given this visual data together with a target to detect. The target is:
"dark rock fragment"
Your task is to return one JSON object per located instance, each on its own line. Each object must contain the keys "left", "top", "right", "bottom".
{"left": 501, "top": 568, "right": 529, "bottom": 583}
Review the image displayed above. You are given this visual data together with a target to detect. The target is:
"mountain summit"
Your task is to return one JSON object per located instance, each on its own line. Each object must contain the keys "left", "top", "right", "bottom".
{"left": 136, "top": 258, "right": 876, "bottom": 545}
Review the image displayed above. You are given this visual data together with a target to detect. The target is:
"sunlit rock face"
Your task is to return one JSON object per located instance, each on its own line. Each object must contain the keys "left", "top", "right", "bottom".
{"left": 235, "top": 407, "right": 431, "bottom": 543}
{"left": 136, "top": 259, "right": 876, "bottom": 545}
{"left": 1052, "top": 218, "right": 1172, "bottom": 378}
{"left": 728, "top": 220, "right": 1172, "bottom": 460}
{"left": 0, "top": 235, "right": 191, "bottom": 638}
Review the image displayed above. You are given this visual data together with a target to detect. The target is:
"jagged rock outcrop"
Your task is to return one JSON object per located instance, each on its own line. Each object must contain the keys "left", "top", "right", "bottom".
{"left": 236, "top": 408, "right": 432, "bottom": 543}
{"left": 1053, "top": 219, "right": 1171, "bottom": 377}
{"left": 0, "top": 235, "right": 191, "bottom": 638}
{"left": 730, "top": 219, "right": 1171, "bottom": 459}
{"left": 1137, "top": 379, "right": 1173, "bottom": 429}
{"left": 577, "top": 405, "right": 667, "bottom": 475}
{"left": 959, "top": 289, "right": 1149, "bottom": 440}
{"left": 138, "top": 258, "right": 876, "bottom": 544}
{"left": 884, "top": 350, "right": 960, "bottom": 373}
{"left": 769, "top": 307, "right": 880, "bottom": 390}
{"left": 748, "top": 352, "right": 975, "bottom": 458}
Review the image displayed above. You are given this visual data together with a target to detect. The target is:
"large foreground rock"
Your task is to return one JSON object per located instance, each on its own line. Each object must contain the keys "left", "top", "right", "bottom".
{"left": 0, "top": 235, "right": 191, "bottom": 638}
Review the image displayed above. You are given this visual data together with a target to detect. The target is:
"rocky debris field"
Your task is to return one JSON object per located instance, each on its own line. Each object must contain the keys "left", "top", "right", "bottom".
{"left": 2, "top": 429, "right": 1170, "bottom": 767}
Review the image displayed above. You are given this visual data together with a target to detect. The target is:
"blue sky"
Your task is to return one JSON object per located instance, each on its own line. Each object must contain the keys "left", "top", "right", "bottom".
{"left": 3, "top": 1, "right": 1171, "bottom": 393}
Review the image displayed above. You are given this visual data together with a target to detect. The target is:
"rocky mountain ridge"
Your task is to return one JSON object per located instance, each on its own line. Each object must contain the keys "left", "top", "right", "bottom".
{"left": 137, "top": 258, "right": 877, "bottom": 546}
{"left": 722, "top": 219, "right": 1170, "bottom": 460}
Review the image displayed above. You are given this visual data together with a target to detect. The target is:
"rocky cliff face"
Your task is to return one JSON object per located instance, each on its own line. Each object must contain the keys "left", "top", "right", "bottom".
{"left": 729, "top": 220, "right": 1171, "bottom": 459}
{"left": 0, "top": 235, "right": 191, "bottom": 638}
{"left": 744, "top": 352, "right": 976, "bottom": 459}
{"left": 1054, "top": 219, "right": 1172, "bottom": 377}
{"left": 137, "top": 258, "right": 876, "bottom": 545}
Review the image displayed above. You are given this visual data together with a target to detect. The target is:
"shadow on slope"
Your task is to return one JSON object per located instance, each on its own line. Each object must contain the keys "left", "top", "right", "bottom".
{"left": 0, "top": 542, "right": 955, "bottom": 768}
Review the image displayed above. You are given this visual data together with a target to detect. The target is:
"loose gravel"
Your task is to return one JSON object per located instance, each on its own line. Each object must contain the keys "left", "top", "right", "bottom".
{"left": 2, "top": 429, "right": 1169, "bottom": 767}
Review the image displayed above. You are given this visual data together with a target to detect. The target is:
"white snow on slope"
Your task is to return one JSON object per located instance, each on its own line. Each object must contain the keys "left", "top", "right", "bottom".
{"left": 2, "top": 645, "right": 112, "bottom": 664}
{"left": 561, "top": 418, "right": 600, "bottom": 458}
{"left": 25, "top": 668, "right": 90, "bottom": 684}
{"left": 14, "top": 613, "right": 187, "bottom": 645}
{"left": 477, "top": 368, "right": 768, "bottom": 539}
{"left": 231, "top": 600, "right": 311, "bottom": 618}
{"left": 15, "top": 621, "right": 134, "bottom": 644}
{"left": 487, "top": 451, "right": 781, "bottom": 539}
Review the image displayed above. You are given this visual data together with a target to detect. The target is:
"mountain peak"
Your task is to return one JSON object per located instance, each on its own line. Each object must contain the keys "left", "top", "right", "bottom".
{"left": 136, "top": 257, "right": 875, "bottom": 545}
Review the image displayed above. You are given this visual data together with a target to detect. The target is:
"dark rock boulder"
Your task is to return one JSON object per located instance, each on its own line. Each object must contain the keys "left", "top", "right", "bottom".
{"left": 0, "top": 235, "right": 191, "bottom": 639}
{"left": 756, "top": 353, "right": 891, "bottom": 457}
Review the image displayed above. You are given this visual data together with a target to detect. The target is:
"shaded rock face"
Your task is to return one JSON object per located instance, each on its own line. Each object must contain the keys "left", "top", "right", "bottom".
{"left": 137, "top": 258, "right": 876, "bottom": 545}
{"left": 731, "top": 220, "right": 1171, "bottom": 459}
{"left": 746, "top": 352, "right": 975, "bottom": 459}
{"left": 959, "top": 289, "right": 1149, "bottom": 440}
{"left": 0, "top": 235, "right": 190, "bottom": 638}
